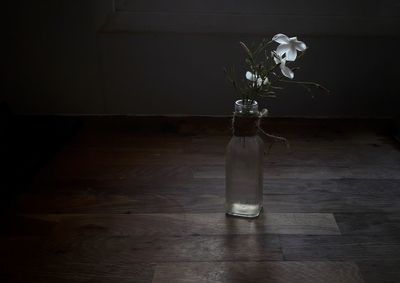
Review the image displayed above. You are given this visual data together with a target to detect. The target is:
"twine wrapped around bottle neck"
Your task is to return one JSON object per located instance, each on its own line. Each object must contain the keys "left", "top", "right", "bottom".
{"left": 231, "top": 108, "right": 291, "bottom": 153}
{"left": 232, "top": 109, "right": 268, "bottom": 137}
{"left": 232, "top": 115, "right": 258, "bottom": 136}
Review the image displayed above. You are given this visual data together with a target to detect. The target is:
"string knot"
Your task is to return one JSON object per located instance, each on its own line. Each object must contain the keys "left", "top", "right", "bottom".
{"left": 231, "top": 108, "right": 291, "bottom": 154}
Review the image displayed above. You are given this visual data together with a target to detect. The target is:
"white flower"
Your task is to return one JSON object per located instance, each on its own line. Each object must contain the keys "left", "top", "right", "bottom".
{"left": 272, "top": 33, "right": 307, "bottom": 61}
{"left": 256, "top": 77, "right": 263, "bottom": 87}
{"left": 246, "top": 71, "right": 269, "bottom": 87}
{"left": 246, "top": 71, "right": 257, "bottom": 82}
{"left": 272, "top": 51, "right": 294, "bottom": 79}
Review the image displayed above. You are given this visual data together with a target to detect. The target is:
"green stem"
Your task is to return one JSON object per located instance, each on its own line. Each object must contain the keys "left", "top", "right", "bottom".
{"left": 279, "top": 79, "right": 330, "bottom": 94}
{"left": 253, "top": 40, "right": 273, "bottom": 60}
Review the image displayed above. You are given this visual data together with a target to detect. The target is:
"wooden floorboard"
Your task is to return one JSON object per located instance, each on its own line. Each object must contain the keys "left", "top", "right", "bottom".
{"left": 2, "top": 117, "right": 399, "bottom": 282}
{"left": 193, "top": 164, "right": 400, "bottom": 179}
{"left": 334, "top": 213, "right": 400, "bottom": 236}
{"left": 152, "top": 261, "right": 364, "bottom": 283}
{"left": 16, "top": 179, "right": 400, "bottom": 214}
{"left": 280, "top": 235, "right": 400, "bottom": 261}
{"left": 1, "top": 262, "right": 154, "bottom": 283}
{"left": 357, "top": 260, "right": 400, "bottom": 283}
{"left": 0, "top": 234, "right": 283, "bottom": 264}
{"left": 22, "top": 212, "right": 340, "bottom": 236}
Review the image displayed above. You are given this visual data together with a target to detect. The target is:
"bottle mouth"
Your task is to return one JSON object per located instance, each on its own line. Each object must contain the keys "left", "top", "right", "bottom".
{"left": 235, "top": 99, "right": 259, "bottom": 115}
{"left": 235, "top": 99, "right": 258, "bottom": 107}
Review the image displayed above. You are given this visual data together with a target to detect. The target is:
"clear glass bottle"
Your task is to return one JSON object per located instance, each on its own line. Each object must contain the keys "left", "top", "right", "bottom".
{"left": 225, "top": 99, "right": 264, "bottom": 218}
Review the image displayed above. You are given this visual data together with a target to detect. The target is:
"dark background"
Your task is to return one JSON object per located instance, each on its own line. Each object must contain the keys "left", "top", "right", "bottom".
{"left": 1, "top": 2, "right": 400, "bottom": 281}
{"left": 2, "top": 0, "right": 400, "bottom": 117}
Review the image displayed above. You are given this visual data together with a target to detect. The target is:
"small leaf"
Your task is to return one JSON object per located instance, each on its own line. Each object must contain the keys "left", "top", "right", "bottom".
{"left": 239, "top": 41, "right": 254, "bottom": 61}
{"left": 270, "top": 86, "right": 284, "bottom": 90}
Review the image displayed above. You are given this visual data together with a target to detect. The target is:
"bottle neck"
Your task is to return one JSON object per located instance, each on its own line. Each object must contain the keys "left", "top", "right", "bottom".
{"left": 235, "top": 99, "right": 259, "bottom": 115}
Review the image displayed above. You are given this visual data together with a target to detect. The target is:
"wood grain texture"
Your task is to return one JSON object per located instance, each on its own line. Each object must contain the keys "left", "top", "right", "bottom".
{"left": 3, "top": 117, "right": 399, "bottom": 282}
{"left": 280, "top": 235, "right": 400, "bottom": 261}
{"left": 17, "top": 178, "right": 400, "bottom": 214}
{"left": 357, "top": 260, "right": 400, "bottom": 283}
{"left": 2, "top": 234, "right": 282, "bottom": 264}
{"left": 193, "top": 165, "right": 400, "bottom": 179}
{"left": 335, "top": 213, "right": 400, "bottom": 236}
{"left": 1, "top": 263, "right": 154, "bottom": 283}
{"left": 24, "top": 212, "right": 340, "bottom": 236}
{"left": 152, "top": 261, "right": 364, "bottom": 283}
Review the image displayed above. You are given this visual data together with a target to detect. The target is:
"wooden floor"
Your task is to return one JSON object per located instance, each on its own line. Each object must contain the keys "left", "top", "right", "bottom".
{"left": 1, "top": 117, "right": 400, "bottom": 283}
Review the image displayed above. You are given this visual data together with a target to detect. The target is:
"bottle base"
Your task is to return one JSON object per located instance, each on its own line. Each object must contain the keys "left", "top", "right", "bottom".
{"left": 225, "top": 202, "right": 263, "bottom": 218}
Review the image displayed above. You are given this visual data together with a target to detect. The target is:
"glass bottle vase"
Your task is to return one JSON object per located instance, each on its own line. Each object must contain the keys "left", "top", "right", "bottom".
{"left": 225, "top": 99, "right": 264, "bottom": 218}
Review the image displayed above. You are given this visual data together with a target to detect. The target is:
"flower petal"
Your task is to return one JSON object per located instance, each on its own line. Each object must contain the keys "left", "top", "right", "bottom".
{"left": 285, "top": 47, "right": 297, "bottom": 61}
{"left": 257, "top": 78, "right": 262, "bottom": 87}
{"left": 272, "top": 33, "right": 290, "bottom": 44}
{"left": 263, "top": 77, "right": 269, "bottom": 85}
{"left": 295, "top": 40, "right": 307, "bottom": 51}
{"left": 280, "top": 63, "right": 294, "bottom": 79}
{"left": 276, "top": 44, "right": 290, "bottom": 57}
{"left": 246, "top": 71, "right": 254, "bottom": 81}
{"left": 272, "top": 51, "right": 281, "bottom": 64}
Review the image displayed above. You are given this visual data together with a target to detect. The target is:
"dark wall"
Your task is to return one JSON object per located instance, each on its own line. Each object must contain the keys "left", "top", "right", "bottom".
{"left": 4, "top": 0, "right": 400, "bottom": 117}
{"left": 3, "top": 0, "right": 112, "bottom": 114}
